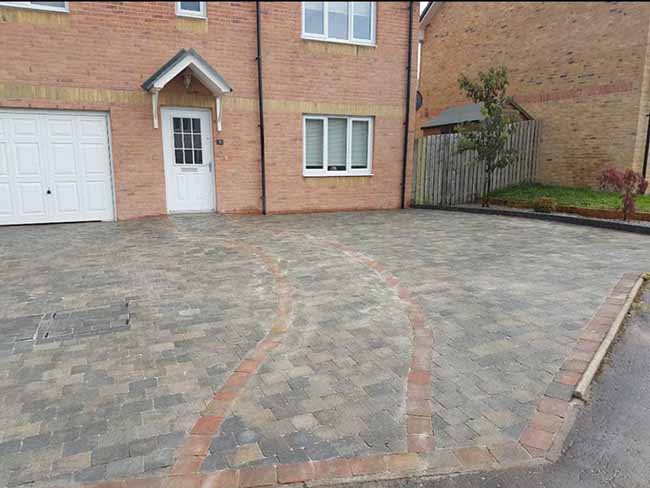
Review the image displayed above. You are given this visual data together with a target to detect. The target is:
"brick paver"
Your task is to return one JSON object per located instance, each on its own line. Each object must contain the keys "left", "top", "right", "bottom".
{"left": 0, "top": 210, "right": 647, "bottom": 487}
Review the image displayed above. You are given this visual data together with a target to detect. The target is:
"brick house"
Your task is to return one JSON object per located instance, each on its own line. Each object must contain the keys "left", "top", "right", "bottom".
{"left": 417, "top": 1, "right": 650, "bottom": 187}
{"left": 0, "top": 1, "right": 417, "bottom": 225}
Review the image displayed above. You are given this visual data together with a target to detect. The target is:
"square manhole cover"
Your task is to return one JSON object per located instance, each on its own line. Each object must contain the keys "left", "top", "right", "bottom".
{"left": 35, "top": 300, "right": 130, "bottom": 344}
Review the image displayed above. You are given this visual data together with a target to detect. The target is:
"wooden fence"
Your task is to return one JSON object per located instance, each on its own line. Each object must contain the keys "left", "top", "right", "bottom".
{"left": 411, "top": 120, "right": 542, "bottom": 207}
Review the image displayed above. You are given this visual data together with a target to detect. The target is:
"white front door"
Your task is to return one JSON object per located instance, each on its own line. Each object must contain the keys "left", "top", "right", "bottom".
{"left": 0, "top": 110, "right": 115, "bottom": 226}
{"left": 161, "top": 108, "right": 215, "bottom": 214}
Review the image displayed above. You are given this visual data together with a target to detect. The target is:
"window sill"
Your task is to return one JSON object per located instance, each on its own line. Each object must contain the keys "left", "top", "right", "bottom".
{"left": 301, "top": 35, "right": 376, "bottom": 48}
{"left": 176, "top": 12, "right": 207, "bottom": 20}
{"left": 303, "top": 173, "right": 373, "bottom": 178}
{"left": 0, "top": 2, "right": 68, "bottom": 13}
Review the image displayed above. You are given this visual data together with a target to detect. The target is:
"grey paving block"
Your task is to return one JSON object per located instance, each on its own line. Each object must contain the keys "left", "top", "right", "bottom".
{"left": 144, "top": 448, "right": 175, "bottom": 472}
{"left": 201, "top": 453, "right": 229, "bottom": 472}
{"left": 91, "top": 443, "right": 129, "bottom": 466}
{"left": 105, "top": 456, "right": 144, "bottom": 479}
{"left": 73, "top": 464, "right": 107, "bottom": 484}
{"left": 63, "top": 435, "right": 99, "bottom": 456}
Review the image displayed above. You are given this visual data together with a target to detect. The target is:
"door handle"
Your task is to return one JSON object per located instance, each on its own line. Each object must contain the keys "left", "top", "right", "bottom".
{"left": 46, "top": 189, "right": 52, "bottom": 195}
{"left": 209, "top": 162, "right": 213, "bottom": 172}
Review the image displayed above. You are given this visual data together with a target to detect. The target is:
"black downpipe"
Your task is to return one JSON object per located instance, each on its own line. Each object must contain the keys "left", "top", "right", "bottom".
{"left": 643, "top": 113, "right": 650, "bottom": 179}
{"left": 256, "top": 0, "right": 267, "bottom": 214}
{"left": 400, "top": 1, "right": 414, "bottom": 209}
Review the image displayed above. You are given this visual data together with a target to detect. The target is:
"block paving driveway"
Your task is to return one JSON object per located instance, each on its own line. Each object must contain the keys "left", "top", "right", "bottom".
{"left": 0, "top": 210, "right": 648, "bottom": 487}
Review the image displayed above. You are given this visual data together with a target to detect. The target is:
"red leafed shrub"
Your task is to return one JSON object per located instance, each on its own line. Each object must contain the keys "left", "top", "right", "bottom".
{"left": 599, "top": 168, "right": 649, "bottom": 221}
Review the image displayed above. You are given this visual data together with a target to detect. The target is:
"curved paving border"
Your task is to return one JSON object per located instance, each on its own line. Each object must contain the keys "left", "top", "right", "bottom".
{"left": 322, "top": 239, "right": 436, "bottom": 455}
{"left": 167, "top": 240, "right": 297, "bottom": 485}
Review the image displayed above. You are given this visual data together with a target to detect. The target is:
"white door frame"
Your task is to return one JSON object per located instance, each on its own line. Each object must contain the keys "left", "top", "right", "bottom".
{"left": 161, "top": 106, "right": 216, "bottom": 214}
{"left": 0, "top": 108, "right": 116, "bottom": 224}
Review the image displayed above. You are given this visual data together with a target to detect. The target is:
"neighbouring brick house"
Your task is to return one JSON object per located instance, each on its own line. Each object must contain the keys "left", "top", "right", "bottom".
{"left": 417, "top": 1, "right": 650, "bottom": 187}
{"left": 0, "top": 1, "right": 417, "bottom": 225}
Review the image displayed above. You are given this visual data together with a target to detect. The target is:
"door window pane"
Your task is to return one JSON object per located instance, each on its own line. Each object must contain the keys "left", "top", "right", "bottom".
{"left": 304, "top": 2, "right": 324, "bottom": 35}
{"left": 327, "top": 118, "right": 347, "bottom": 171}
{"left": 328, "top": 2, "right": 348, "bottom": 40}
{"left": 172, "top": 116, "right": 203, "bottom": 165}
{"left": 351, "top": 120, "right": 369, "bottom": 168}
{"left": 175, "top": 150, "right": 184, "bottom": 164}
{"left": 352, "top": 2, "right": 371, "bottom": 40}
{"left": 305, "top": 119, "right": 324, "bottom": 169}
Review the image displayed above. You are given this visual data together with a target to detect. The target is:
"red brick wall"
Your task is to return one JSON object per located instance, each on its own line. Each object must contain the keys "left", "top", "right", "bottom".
{"left": 417, "top": 2, "right": 650, "bottom": 187}
{"left": 0, "top": 1, "right": 417, "bottom": 219}
{"left": 259, "top": 1, "right": 417, "bottom": 213}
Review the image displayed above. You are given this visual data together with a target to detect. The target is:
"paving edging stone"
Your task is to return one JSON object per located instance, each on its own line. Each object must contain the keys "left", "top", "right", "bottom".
{"left": 416, "top": 205, "right": 650, "bottom": 235}
{"left": 574, "top": 273, "right": 645, "bottom": 400}
{"left": 517, "top": 272, "right": 643, "bottom": 459}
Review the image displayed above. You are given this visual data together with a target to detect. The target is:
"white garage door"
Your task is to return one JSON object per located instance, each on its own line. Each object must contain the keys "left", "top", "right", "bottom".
{"left": 0, "top": 110, "right": 115, "bottom": 225}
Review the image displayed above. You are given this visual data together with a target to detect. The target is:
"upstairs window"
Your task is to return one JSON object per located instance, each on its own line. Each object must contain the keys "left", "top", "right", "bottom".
{"left": 176, "top": 1, "right": 206, "bottom": 19}
{"left": 304, "top": 115, "right": 373, "bottom": 176}
{"left": 0, "top": 1, "right": 68, "bottom": 12}
{"left": 302, "top": 2, "right": 376, "bottom": 46}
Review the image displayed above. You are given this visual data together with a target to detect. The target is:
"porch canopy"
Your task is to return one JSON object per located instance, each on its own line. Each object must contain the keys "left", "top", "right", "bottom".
{"left": 142, "top": 48, "right": 232, "bottom": 130}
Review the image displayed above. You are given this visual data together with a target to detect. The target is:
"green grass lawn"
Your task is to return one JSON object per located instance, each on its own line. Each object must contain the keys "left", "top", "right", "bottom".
{"left": 490, "top": 183, "right": 650, "bottom": 213}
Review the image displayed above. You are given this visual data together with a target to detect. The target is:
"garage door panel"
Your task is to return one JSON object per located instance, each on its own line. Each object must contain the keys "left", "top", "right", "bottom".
{"left": 85, "top": 181, "right": 111, "bottom": 212}
{"left": 14, "top": 143, "right": 42, "bottom": 176}
{"left": 0, "top": 143, "right": 8, "bottom": 176}
{"left": 0, "top": 182, "right": 13, "bottom": 216}
{"left": 48, "top": 119, "right": 74, "bottom": 138}
{"left": 18, "top": 183, "right": 47, "bottom": 215}
{"left": 0, "top": 110, "right": 114, "bottom": 225}
{"left": 79, "top": 118, "right": 106, "bottom": 138}
{"left": 51, "top": 143, "right": 77, "bottom": 176}
{"left": 81, "top": 143, "right": 110, "bottom": 176}
{"left": 12, "top": 118, "right": 38, "bottom": 137}
{"left": 53, "top": 182, "right": 81, "bottom": 213}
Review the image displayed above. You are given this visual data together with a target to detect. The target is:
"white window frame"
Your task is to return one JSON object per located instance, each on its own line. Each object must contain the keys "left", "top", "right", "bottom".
{"left": 175, "top": 1, "right": 207, "bottom": 19}
{"left": 0, "top": 1, "right": 69, "bottom": 12}
{"left": 302, "top": 2, "right": 376, "bottom": 47}
{"left": 303, "top": 115, "right": 374, "bottom": 177}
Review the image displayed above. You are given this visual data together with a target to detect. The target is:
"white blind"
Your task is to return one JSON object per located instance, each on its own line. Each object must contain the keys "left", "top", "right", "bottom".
{"left": 305, "top": 119, "right": 324, "bottom": 169}
{"left": 351, "top": 120, "right": 369, "bottom": 168}
{"left": 328, "top": 118, "right": 347, "bottom": 171}
{"left": 328, "top": 1, "right": 349, "bottom": 39}
{"left": 304, "top": 2, "right": 324, "bottom": 35}
{"left": 352, "top": 2, "right": 372, "bottom": 40}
